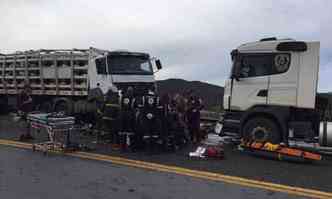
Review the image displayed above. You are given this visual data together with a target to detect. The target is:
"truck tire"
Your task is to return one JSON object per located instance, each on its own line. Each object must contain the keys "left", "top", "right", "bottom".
{"left": 54, "top": 101, "right": 67, "bottom": 113}
{"left": 54, "top": 99, "right": 73, "bottom": 115}
{"left": 74, "top": 100, "right": 87, "bottom": 114}
{"left": 242, "top": 117, "right": 281, "bottom": 144}
{"left": 37, "top": 102, "right": 52, "bottom": 113}
{"left": 0, "top": 97, "right": 9, "bottom": 114}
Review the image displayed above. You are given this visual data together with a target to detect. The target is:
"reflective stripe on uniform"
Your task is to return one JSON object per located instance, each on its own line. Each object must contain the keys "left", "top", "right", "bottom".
{"left": 105, "top": 104, "right": 120, "bottom": 107}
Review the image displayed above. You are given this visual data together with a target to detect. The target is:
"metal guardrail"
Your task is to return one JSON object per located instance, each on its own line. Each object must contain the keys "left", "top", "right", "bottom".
{"left": 200, "top": 110, "right": 222, "bottom": 122}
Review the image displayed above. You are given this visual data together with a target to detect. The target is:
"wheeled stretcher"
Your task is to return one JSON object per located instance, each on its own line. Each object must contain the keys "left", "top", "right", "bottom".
{"left": 27, "top": 113, "right": 76, "bottom": 154}
{"left": 241, "top": 140, "right": 322, "bottom": 163}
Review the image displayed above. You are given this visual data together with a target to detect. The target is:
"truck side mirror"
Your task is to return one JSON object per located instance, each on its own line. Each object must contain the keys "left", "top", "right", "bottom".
{"left": 155, "top": 59, "right": 162, "bottom": 70}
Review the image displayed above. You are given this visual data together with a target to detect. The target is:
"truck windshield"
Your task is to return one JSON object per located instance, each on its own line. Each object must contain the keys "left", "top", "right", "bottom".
{"left": 107, "top": 55, "right": 153, "bottom": 75}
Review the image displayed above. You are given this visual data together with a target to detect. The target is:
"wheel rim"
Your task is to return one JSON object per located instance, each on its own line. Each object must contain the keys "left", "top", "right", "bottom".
{"left": 55, "top": 101, "right": 67, "bottom": 113}
{"left": 250, "top": 126, "right": 270, "bottom": 142}
{"left": 39, "top": 103, "right": 51, "bottom": 112}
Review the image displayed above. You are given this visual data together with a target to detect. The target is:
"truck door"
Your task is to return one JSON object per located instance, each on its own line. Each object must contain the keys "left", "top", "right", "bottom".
{"left": 268, "top": 53, "right": 298, "bottom": 107}
{"left": 230, "top": 53, "right": 271, "bottom": 111}
{"left": 95, "top": 57, "right": 110, "bottom": 94}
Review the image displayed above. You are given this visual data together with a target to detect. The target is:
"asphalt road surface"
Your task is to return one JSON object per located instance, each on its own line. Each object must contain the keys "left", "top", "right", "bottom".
{"left": 0, "top": 145, "right": 307, "bottom": 199}
{"left": 0, "top": 114, "right": 331, "bottom": 198}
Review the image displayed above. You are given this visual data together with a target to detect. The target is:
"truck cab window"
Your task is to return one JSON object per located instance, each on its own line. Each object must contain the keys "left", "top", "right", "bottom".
{"left": 95, "top": 58, "right": 107, "bottom": 75}
{"left": 107, "top": 55, "right": 153, "bottom": 75}
{"left": 237, "top": 53, "right": 290, "bottom": 78}
{"left": 140, "top": 61, "right": 151, "bottom": 72}
{"left": 240, "top": 55, "right": 272, "bottom": 78}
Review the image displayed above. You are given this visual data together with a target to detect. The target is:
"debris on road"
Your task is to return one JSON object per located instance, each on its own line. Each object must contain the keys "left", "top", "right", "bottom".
{"left": 189, "top": 133, "right": 225, "bottom": 159}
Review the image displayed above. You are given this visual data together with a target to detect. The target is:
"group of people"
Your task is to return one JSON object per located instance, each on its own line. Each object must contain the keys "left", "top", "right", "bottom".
{"left": 99, "top": 86, "right": 163, "bottom": 150}
{"left": 160, "top": 90, "right": 204, "bottom": 144}
{"left": 15, "top": 81, "right": 205, "bottom": 149}
{"left": 100, "top": 86, "right": 204, "bottom": 151}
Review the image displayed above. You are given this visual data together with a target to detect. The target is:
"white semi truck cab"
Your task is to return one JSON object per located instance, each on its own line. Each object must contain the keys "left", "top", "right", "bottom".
{"left": 222, "top": 37, "right": 332, "bottom": 146}
{"left": 90, "top": 49, "right": 162, "bottom": 95}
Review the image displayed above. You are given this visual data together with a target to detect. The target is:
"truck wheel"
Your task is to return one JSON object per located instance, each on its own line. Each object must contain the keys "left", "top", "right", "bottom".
{"left": 53, "top": 98, "right": 73, "bottom": 115}
{"left": 242, "top": 117, "right": 281, "bottom": 144}
{"left": 38, "top": 102, "right": 52, "bottom": 113}
{"left": 0, "top": 96, "right": 9, "bottom": 114}
{"left": 74, "top": 100, "right": 87, "bottom": 114}
{"left": 54, "top": 101, "right": 69, "bottom": 114}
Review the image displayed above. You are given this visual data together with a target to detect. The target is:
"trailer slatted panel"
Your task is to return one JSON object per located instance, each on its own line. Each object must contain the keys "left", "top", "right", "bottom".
{"left": 0, "top": 49, "right": 93, "bottom": 96}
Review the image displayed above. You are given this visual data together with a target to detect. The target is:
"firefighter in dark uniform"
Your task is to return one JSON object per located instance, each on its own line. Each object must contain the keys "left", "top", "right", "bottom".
{"left": 103, "top": 85, "right": 121, "bottom": 144}
{"left": 119, "top": 86, "right": 136, "bottom": 150}
{"left": 87, "top": 83, "right": 105, "bottom": 129}
{"left": 186, "top": 92, "right": 203, "bottom": 143}
{"left": 160, "top": 93, "right": 171, "bottom": 117}
{"left": 137, "top": 90, "right": 162, "bottom": 152}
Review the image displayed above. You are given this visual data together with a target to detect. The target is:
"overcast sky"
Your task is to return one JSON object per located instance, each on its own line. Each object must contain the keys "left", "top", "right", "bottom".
{"left": 1, "top": 0, "right": 332, "bottom": 91}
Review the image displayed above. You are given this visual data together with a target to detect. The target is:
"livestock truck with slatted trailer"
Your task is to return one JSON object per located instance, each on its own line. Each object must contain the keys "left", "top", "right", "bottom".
{"left": 0, "top": 48, "right": 162, "bottom": 113}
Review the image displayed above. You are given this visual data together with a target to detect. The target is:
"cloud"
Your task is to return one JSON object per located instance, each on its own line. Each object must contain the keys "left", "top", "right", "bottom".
{"left": 318, "top": 61, "right": 332, "bottom": 92}
{"left": 1, "top": 0, "right": 332, "bottom": 90}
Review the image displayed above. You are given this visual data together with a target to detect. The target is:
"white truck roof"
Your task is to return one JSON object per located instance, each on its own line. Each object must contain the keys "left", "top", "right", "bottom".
{"left": 237, "top": 38, "right": 311, "bottom": 52}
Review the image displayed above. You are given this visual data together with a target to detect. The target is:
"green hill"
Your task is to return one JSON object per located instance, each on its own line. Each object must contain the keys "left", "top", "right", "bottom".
{"left": 156, "top": 78, "right": 224, "bottom": 111}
